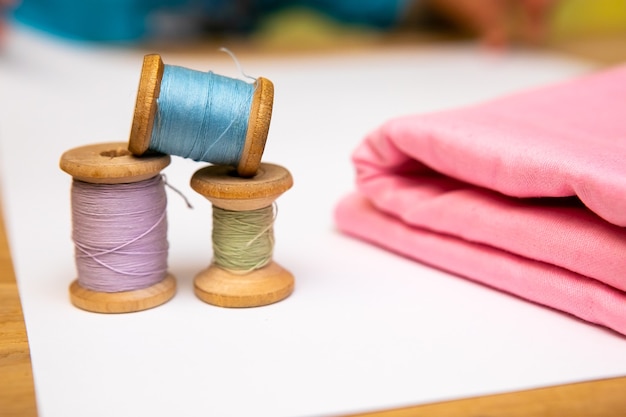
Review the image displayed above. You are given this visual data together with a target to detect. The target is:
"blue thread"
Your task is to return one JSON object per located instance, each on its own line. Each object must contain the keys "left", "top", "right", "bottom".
{"left": 151, "top": 65, "right": 254, "bottom": 166}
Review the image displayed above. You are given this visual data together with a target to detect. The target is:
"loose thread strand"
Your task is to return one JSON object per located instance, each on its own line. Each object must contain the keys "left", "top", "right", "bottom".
{"left": 161, "top": 174, "right": 194, "bottom": 209}
{"left": 218, "top": 47, "right": 257, "bottom": 83}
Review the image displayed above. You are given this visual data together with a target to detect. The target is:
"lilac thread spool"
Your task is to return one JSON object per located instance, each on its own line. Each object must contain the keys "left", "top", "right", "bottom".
{"left": 59, "top": 142, "right": 176, "bottom": 313}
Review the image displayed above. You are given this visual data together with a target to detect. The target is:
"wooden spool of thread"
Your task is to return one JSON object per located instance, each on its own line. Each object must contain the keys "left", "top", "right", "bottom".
{"left": 128, "top": 53, "right": 274, "bottom": 177}
{"left": 59, "top": 142, "right": 176, "bottom": 313}
{"left": 190, "top": 163, "right": 294, "bottom": 308}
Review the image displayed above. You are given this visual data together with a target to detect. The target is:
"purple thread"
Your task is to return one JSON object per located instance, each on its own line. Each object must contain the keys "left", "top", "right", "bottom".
{"left": 71, "top": 175, "right": 169, "bottom": 292}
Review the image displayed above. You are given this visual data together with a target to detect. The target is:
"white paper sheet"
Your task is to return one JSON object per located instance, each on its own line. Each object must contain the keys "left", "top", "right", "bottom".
{"left": 2, "top": 25, "right": 625, "bottom": 417}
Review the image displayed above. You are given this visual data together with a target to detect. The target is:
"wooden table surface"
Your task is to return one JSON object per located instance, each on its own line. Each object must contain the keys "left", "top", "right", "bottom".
{"left": 2, "top": 32, "right": 626, "bottom": 417}
{"left": 1, "top": 204, "right": 38, "bottom": 417}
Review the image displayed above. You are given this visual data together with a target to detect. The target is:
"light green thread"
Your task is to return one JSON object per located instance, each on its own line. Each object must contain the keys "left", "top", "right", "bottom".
{"left": 212, "top": 205, "right": 275, "bottom": 272}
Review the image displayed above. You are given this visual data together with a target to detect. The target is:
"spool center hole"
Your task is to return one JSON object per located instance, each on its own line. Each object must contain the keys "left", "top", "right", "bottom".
{"left": 100, "top": 148, "right": 132, "bottom": 158}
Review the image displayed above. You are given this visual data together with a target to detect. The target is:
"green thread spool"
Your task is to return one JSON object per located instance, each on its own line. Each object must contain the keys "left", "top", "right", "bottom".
{"left": 190, "top": 163, "right": 295, "bottom": 308}
{"left": 211, "top": 205, "right": 275, "bottom": 272}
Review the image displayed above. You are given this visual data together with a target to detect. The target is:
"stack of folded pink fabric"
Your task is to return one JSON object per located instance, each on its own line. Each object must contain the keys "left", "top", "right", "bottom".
{"left": 335, "top": 64, "right": 626, "bottom": 335}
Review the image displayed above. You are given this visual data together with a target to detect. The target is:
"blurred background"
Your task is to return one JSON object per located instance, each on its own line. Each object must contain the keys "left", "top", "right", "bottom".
{"left": 2, "top": 0, "right": 626, "bottom": 64}
{"left": 1, "top": 3, "right": 625, "bottom": 416}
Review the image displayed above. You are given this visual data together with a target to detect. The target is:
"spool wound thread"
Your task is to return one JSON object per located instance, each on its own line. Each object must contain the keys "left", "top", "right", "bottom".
{"left": 71, "top": 175, "right": 169, "bottom": 292}
{"left": 211, "top": 205, "right": 275, "bottom": 273}
{"left": 151, "top": 64, "right": 254, "bottom": 165}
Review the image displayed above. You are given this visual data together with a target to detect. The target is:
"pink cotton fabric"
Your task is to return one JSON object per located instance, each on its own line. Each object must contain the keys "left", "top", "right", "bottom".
{"left": 335, "top": 65, "right": 626, "bottom": 335}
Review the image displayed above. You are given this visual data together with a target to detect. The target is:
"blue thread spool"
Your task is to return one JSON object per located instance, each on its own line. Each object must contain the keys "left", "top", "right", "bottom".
{"left": 129, "top": 54, "right": 274, "bottom": 177}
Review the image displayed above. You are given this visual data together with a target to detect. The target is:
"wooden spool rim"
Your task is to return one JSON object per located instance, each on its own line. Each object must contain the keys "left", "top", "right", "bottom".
{"left": 194, "top": 262, "right": 294, "bottom": 308}
{"left": 69, "top": 274, "right": 176, "bottom": 313}
{"left": 238, "top": 75, "right": 273, "bottom": 177}
{"left": 190, "top": 163, "right": 293, "bottom": 211}
{"left": 59, "top": 142, "right": 170, "bottom": 184}
{"left": 128, "top": 54, "right": 163, "bottom": 158}
{"left": 128, "top": 53, "right": 274, "bottom": 177}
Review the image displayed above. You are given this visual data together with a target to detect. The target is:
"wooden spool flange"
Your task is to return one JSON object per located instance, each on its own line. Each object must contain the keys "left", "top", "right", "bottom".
{"left": 190, "top": 163, "right": 294, "bottom": 308}
{"left": 128, "top": 53, "right": 274, "bottom": 178}
{"left": 59, "top": 142, "right": 176, "bottom": 313}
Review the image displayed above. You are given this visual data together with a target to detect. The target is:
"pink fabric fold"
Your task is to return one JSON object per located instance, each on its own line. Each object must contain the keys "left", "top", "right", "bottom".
{"left": 335, "top": 64, "right": 626, "bottom": 335}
